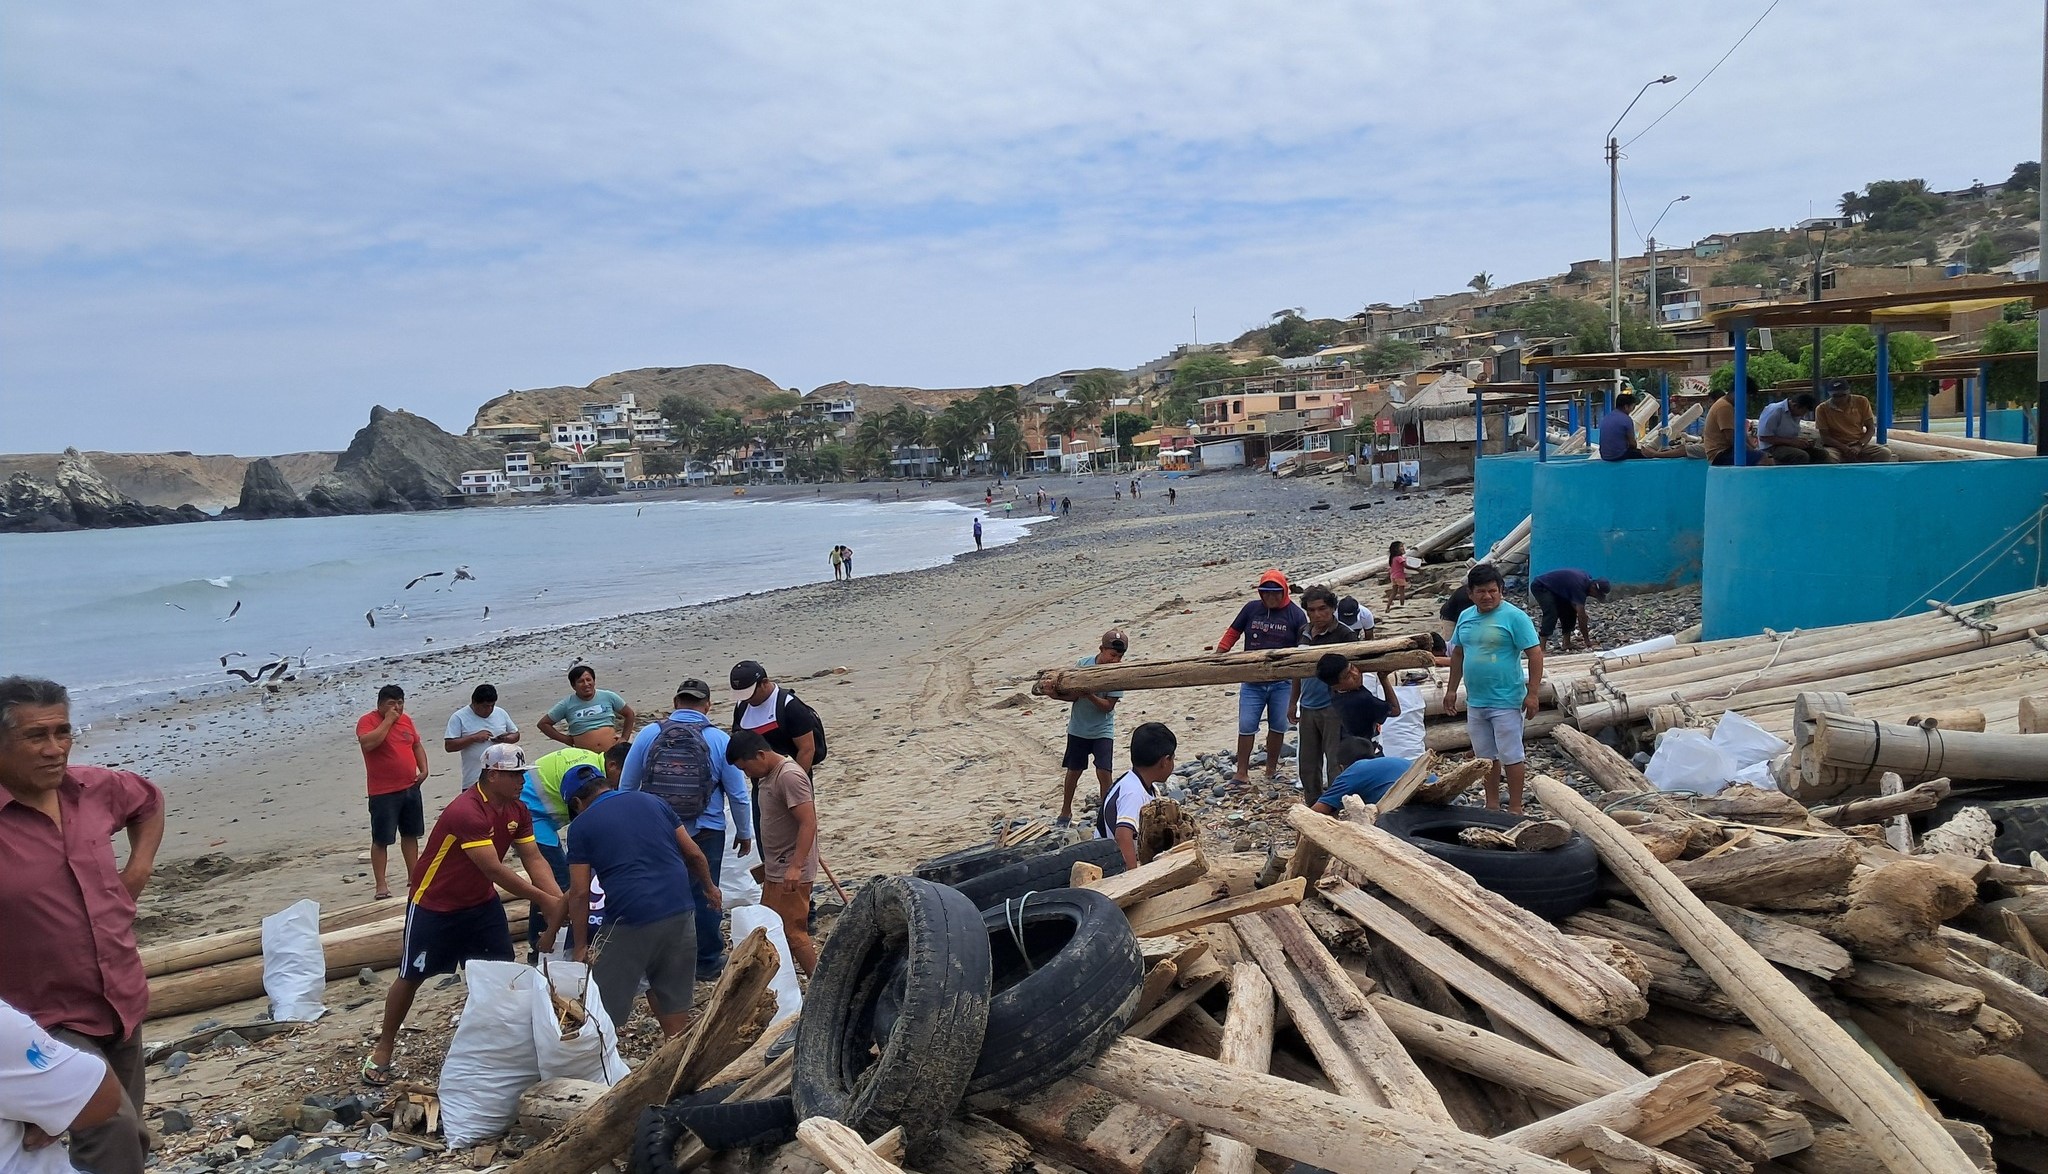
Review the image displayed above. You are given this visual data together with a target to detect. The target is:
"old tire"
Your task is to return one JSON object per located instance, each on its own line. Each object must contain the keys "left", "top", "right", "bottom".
{"left": 1927, "top": 797, "right": 2048, "bottom": 866}
{"left": 631, "top": 1105, "right": 688, "bottom": 1174}
{"left": 951, "top": 838, "right": 1127, "bottom": 909}
{"left": 912, "top": 836, "right": 1063, "bottom": 886}
{"left": 1375, "top": 806, "right": 1599, "bottom": 920}
{"left": 966, "top": 887, "right": 1145, "bottom": 1108}
{"left": 793, "top": 876, "right": 992, "bottom": 1141}
{"left": 672, "top": 1096, "right": 799, "bottom": 1151}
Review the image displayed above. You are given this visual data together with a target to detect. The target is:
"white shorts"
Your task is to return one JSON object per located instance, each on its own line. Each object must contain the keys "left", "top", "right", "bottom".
{"left": 1465, "top": 707, "right": 1526, "bottom": 766}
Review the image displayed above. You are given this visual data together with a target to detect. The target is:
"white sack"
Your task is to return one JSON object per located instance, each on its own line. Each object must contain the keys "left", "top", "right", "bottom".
{"left": 1597, "top": 634, "right": 1678, "bottom": 659}
{"left": 719, "top": 798, "right": 764, "bottom": 910}
{"left": 1710, "top": 711, "right": 1790, "bottom": 771}
{"left": 1373, "top": 682, "right": 1429, "bottom": 762}
{"left": 532, "top": 960, "right": 629, "bottom": 1084}
{"left": 440, "top": 960, "right": 544, "bottom": 1148}
{"left": 730, "top": 905, "right": 803, "bottom": 1022}
{"left": 259, "top": 899, "right": 326, "bottom": 1022}
{"left": 1645, "top": 729, "right": 1738, "bottom": 796}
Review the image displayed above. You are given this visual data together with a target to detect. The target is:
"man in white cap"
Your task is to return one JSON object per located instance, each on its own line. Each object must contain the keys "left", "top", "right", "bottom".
{"left": 362, "top": 744, "right": 564, "bottom": 1085}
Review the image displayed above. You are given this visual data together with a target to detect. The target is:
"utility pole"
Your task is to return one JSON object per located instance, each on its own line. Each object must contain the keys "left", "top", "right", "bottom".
{"left": 1643, "top": 195, "right": 1690, "bottom": 342}
{"left": 1607, "top": 76, "right": 1676, "bottom": 390}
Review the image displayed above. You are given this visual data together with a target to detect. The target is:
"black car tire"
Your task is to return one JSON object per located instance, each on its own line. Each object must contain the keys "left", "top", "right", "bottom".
{"left": 950, "top": 838, "right": 1127, "bottom": 909}
{"left": 793, "top": 876, "right": 992, "bottom": 1141}
{"left": 1927, "top": 796, "right": 2048, "bottom": 866}
{"left": 1375, "top": 805, "right": 1599, "bottom": 920}
{"left": 912, "top": 836, "right": 1064, "bottom": 887}
{"left": 966, "top": 887, "right": 1145, "bottom": 1108}
{"left": 671, "top": 1095, "right": 798, "bottom": 1151}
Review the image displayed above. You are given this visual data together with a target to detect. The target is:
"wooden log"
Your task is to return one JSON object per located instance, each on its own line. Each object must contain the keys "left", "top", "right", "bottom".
{"left": 702, "top": 1014, "right": 797, "bottom": 1088}
{"left": 1426, "top": 709, "right": 1565, "bottom": 752}
{"left": 1124, "top": 874, "right": 1254, "bottom": 934}
{"left": 1810, "top": 778, "right": 1951, "bottom": 826}
{"left": 1318, "top": 880, "right": 1644, "bottom": 1085}
{"left": 1318, "top": 511, "right": 1476, "bottom": 587}
{"left": 506, "top": 929, "right": 778, "bottom": 1174}
{"left": 1368, "top": 752, "right": 1440, "bottom": 817}
{"left": 1552, "top": 726, "right": 1656, "bottom": 794}
{"left": 1851, "top": 1009, "right": 2048, "bottom": 1135}
{"left": 1191, "top": 965, "right": 1273, "bottom": 1174}
{"left": 1905, "top": 708, "right": 1987, "bottom": 733}
{"left": 666, "top": 928, "right": 783, "bottom": 1099}
{"left": 1134, "top": 960, "right": 1179, "bottom": 1020}
{"left": 1233, "top": 908, "right": 1452, "bottom": 1123}
{"left": 2022, "top": 694, "right": 2048, "bottom": 734}
{"left": 1665, "top": 837, "right": 1859, "bottom": 906}
{"left": 1086, "top": 843, "right": 1207, "bottom": 907}
{"left": 515, "top": 1078, "right": 608, "bottom": 1141}
{"left": 1082, "top": 1037, "right": 1579, "bottom": 1173}
{"left": 1367, "top": 995, "right": 1617, "bottom": 1109}
{"left": 1530, "top": 774, "right": 1978, "bottom": 1174}
{"left": 1288, "top": 808, "right": 1647, "bottom": 1027}
{"left": 140, "top": 898, "right": 404, "bottom": 977}
{"left": 912, "top": 1116, "right": 1040, "bottom": 1174}
{"left": 1628, "top": 821, "right": 1694, "bottom": 863}
{"left": 797, "top": 1118, "right": 908, "bottom": 1174}
{"left": 1494, "top": 1060, "right": 1730, "bottom": 1157}
{"left": 1409, "top": 756, "right": 1494, "bottom": 806}
{"left": 1919, "top": 807, "right": 1997, "bottom": 859}
{"left": 1128, "top": 876, "right": 1305, "bottom": 938}
{"left": 1700, "top": 903, "right": 1852, "bottom": 979}
{"left": 1885, "top": 428, "right": 2033, "bottom": 457}
{"left": 1804, "top": 859, "right": 1978, "bottom": 968}
{"left": 1920, "top": 947, "right": 2048, "bottom": 1077}
{"left": 1069, "top": 861, "right": 1104, "bottom": 887}
{"left": 1034, "top": 635, "right": 1435, "bottom": 695}
{"left": 1812, "top": 714, "right": 2048, "bottom": 787}
{"left": 988, "top": 1076, "right": 1197, "bottom": 1174}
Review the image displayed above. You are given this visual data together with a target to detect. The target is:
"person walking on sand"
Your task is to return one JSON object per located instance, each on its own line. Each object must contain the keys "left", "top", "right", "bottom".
{"left": 1215, "top": 570, "right": 1308, "bottom": 785}
{"left": 1385, "top": 541, "right": 1410, "bottom": 609}
{"left": 1061, "top": 496, "right": 1071, "bottom": 516}
{"left": 620, "top": 678, "right": 754, "bottom": 981}
{"left": 0, "top": 676, "right": 164, "bottom": 1174}
{"left": 554, "top": 763, "right": 719, "bottom": 1037}
{"left": 973, "top": 516, "right": 983, "bottom": 550}
{"left": 830, "top": 546, "right": 844, "bottom": 581}
{"left": 727, "top": 730, "right": 820, "bottom": 975}
{"left": 538, "top": 664, "right": 636, "bottom": 752}
{"left": 1442, "top": 563, "right": 1544, "bottom": 815}
{"left": 364, "top": 744, "right": 563, "bottom": 1084}
{"left": 444, "top": 683, "right": 518, "bottom": 787}
{"left": 1290, "top": 586, "right": 1357, "bottom": 805}
{"left": 839, "top": 545, "right": 855, "bottom": 578}
{"left": 1100, "top": 722, "right": 1176, "bottom": 871}
{"left": 358, "top": 684, "right": 427, "bottom": 900}
{"left": 1047, "top": 629, "right": 1127, "bottom": 826}
{"left": 1167, "top": 485, "right": 1177, "bottom": 505}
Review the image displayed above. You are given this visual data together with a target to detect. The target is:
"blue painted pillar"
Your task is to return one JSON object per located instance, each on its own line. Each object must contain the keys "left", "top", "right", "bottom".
{"left": 1732, "top": 326, "right": 1750, "bottom": 467}
{"left": 1979, "top": 362, "right": 1992, "bottom": 437}
{"left": 1473, "top": 386, "right": 1485, "bottom": 463}
{"left": 1537, "top": 368, "right": 1550, "bottom": 462}
{"left": 1567, "top": 397, "right": 1578, "bottom": 439}
{"left": 1875, "top": 327, "right": 1892, "bottom": 444}
{"left": 1585, "top": 391, "right": 1597, "bottom": 445}
{"left": 1965, "top": 372, "right": 1976, "bottom": 438}
{"left": 1921, "top": 387, "right": 1930, "bottom": 432}
{"left": 1658, "top": 371, "right": 1670, "bottom": 429}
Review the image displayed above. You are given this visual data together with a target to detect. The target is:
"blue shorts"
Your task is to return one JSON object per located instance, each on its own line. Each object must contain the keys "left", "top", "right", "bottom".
{"left": 1238, "top": 680, "right": 1292, "bottom": 736}
{"left": 1465, "top": 706, "right": 1527, "bottom": 766}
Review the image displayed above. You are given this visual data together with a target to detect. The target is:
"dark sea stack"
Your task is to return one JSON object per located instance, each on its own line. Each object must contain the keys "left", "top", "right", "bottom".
{"left": 0, "top": 450, "right": 203, "bottom": 532}
{"left": 305, "top": 406, "right": 502, "bottom": 514}
{"left": 228, "top": 457, "right": 311, "bottom": 519}
{"left": 1, "top": 470, "right": 76, "bottom": 531}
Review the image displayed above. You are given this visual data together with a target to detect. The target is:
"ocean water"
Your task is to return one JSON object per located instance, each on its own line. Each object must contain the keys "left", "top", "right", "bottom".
{"left": 0, "top": 496, "right": 1033, "bottom": 713}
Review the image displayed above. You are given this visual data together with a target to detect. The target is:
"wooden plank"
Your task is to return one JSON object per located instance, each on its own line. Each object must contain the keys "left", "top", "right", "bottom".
{"left": 1128, "top": 876, "right": 1306, "bottom": 938}
{"left": 1531, "top": 774, "right": 1978, "bottom": 1174}
{"left": 1367, "top": 752, "right": 1439, "bottom": 817}
{"left": 1191, "top": 965, "right": 1273, "bottom": 1174}
{"left": 1665, "top": 836, "right": 1860, "bottom": 905}
{"left": 1126, "top": 976, "right": 1223, "bottom": 1040}
{"left": 1086, "top": 843, "right": 1207, "bottom": 908}
{"left": 797, "top": 1117, "right": 909, "bottom": 1174}
{"left": 1493, "top": 1060, "right": 1730, "bottom": 1155}
{"left": 988, "top": 1076, "right": 1198, "bottom": 1174}
{"left": 1288, "top": 807, "right": 1646, "bottom": 1027}
{"left": 1366, "top": 995, "right": 1619, "bottom": 1108}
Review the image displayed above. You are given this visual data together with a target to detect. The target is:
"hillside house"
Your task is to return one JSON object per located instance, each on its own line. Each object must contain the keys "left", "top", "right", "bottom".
{"left": 459, "top": 469, "right": 506, "bottom": 496}
{"left": 551, "top": 451, "right": 644, "bottom": 490}
{"left": 1694, "top": 235, "right": 1731, "bottom": 258}
{"left": 502, "top": 451, "right": 548, "bottom": 493}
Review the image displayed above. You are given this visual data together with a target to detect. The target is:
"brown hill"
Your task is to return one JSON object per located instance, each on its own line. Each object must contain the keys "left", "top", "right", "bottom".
{"left": 806, "top": 381, "right": 984, "bottom": 417}
{"left": 470, "top": 365, "right": 792, "bottom": 430}
{"left": 0, "top": 450, "right": 336, "bottom": 512}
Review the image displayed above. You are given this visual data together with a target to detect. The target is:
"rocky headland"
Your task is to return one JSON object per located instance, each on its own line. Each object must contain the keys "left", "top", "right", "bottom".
{"left": 0, "top": 448, "right": 210, "bottom": 532}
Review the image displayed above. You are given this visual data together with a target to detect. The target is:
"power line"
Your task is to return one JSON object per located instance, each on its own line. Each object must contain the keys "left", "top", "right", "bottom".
{"left": 1618, "top": 174, "right": 1643, "bottom": 243}
{"left": 1623, "top": 0, "right": 1780, "bottom": 149}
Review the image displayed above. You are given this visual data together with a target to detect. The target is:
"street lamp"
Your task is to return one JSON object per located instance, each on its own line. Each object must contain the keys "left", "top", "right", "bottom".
{"left": 1645, "top": 194, "right": 1690, "bottom": 329}
{"left": 1608, "top": 75, "right": 1677, "bottom": 360}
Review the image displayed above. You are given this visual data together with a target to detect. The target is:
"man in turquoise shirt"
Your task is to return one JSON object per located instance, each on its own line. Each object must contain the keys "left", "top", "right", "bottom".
{"left": 1442, "top": 563, "right": 1544, "bottom": 815}
{"left": 1049, "top": 630, "right": 1127, "bottom": 827}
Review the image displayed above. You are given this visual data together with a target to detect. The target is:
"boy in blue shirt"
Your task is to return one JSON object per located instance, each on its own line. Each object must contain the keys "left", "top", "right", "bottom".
{"left": 1442, "top": 563, "right": 1544, "bottom": 814}
{"left": 1310, "top": 738, "right": 1412, "bottom": 814}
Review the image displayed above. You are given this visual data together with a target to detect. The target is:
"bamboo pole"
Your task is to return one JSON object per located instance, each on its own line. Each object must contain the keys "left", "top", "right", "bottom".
{"left": 1887, "top": 429, "right": 2033, "bottom": 457}
{"left": 1318, "top": 513, "right": 1476, "bottom": 587}
{"left": 1034, "top": 635, "right": 1434, "bottom": 696}
{"left": 1811, "top": 714, "right": 2048, "bottom": 787}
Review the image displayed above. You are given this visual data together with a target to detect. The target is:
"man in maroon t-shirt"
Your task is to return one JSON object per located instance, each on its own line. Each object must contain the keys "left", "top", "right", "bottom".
{"left": 364, "top": 744, "right": 563, "bottom": 1083}
{"left": 356, "top": 683, "right": 429, "bottom": 899}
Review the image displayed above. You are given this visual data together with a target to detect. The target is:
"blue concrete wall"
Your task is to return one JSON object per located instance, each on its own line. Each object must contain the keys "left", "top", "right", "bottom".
{"left": 1702, "top": 458, "right": 2048, "bottom": 639}
{"left": 1984, "top": 408, "right": 2034, "bottom": 445}
{"left": 1530, "top": 459, "right": 1708, "bottom": 591}
{"left": 1476, "top": 452, "right": 1585, "bottom": 555}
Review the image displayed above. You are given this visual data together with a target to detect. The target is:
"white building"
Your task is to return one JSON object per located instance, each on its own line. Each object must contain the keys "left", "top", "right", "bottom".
{"left": 551, "top": 391, "right": 671, "bottom": 450}
{"left": 553, "top": 421, "right": 599, "bottom": 448}
{"left": 459, "top": 469, "right": 506, "bottom": 496}
{"left": 502, "top": 451, "right": 549, "bottom": 493}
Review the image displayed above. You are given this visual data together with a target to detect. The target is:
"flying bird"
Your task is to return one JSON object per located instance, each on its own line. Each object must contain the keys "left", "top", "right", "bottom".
{"left": 453, "top": 566, "right": 476, "bottom": 582}
{"left": 364, "top": 610, "right": 376, "bottom": 629}
{"left": 218, "top": 652, "right": 246, "bottom": 666}
{"left": 225, "top": 661, "right": 284, "bottom": 683}
{"left": 266, "top": 661, "right": 291, "bottom": 681}
{"left": 223, "top": 600, "right": 242, "bottom": 621}
{"left": 404, "top": 572, "right": 445, "bottom": 590}
{"left": 165, "top": 602, "right": 186, "bottom": 612}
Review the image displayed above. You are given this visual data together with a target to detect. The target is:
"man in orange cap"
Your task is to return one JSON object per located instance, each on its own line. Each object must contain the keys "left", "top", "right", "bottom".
{"left": 1215, "top": 569, "right": 1308, "bottom": 785}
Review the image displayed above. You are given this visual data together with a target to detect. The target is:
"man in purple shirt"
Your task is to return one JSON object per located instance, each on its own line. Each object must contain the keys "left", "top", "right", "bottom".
{"left": 0, "top": 676, "right": 164, "bottom": 1174}
{"left": 1214, "top": 569, "right": 1308, "bottom": 785}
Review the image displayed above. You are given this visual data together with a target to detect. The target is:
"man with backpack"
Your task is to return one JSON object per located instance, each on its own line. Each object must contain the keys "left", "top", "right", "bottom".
{"left": 618, "top": 679, "right": 753, "bottom": 981}
{"left": 728, "top": 661, "right": 827, "bottom": 776}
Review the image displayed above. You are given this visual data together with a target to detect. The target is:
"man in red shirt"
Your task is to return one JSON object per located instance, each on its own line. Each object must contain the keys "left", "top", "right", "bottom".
{"left": 357, "top": 683, "right": 429, "bottom": 899}
{"left": 0, "top": 676, "right": 164, "bottom": 1174}
{"left": 364, "top": 744, "right": 564, "bottom": 1083}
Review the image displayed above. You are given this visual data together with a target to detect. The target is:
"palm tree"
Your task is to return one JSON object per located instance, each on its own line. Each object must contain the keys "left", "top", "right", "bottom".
{"left": 1043, "top": 400, "right": 1087, "bottom": 441}
{"left": 1838, "top": 191, "right": 1863, "bottom": 221}
{"left": 1469, "top": 272, "right": 1493, "bottom": 293}
{"left": 929, "top": 403, "right": 982, "bottom": 470}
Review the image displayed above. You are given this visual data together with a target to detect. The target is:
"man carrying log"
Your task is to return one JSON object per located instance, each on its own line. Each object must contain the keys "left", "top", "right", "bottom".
{"left": 1291, "top": 586, "right": 1358, "bottom": 805}
{"left": 1048, "top": 629, "right": 1127, "bottom": 827}
{"left": 1814, "top": 378, "right": 1895, "bottom": 463}
{"left": 1214, "top": 569, "right": 1308, "bottom": 786}
{"left": 1314, "top": 652, "right": 1398, "bottom": 763}
{"left": 0, "top": 676, "right": 163, "bottom": 1174}
{"left": 1442, "top": 564, "right": 1544, "bottom": 814}
{"left": 364, "top": 744, "right": 564, "bottom": 1085}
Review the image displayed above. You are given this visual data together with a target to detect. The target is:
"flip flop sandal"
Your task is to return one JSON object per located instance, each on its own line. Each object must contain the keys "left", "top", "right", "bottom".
{"left": 361, "top": 1056, "right": 396, "bottom": 1086}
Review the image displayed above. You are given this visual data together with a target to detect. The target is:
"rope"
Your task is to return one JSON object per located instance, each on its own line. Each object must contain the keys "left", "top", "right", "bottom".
{"left": 1699, "top": 628, "right": 1798, "bottom": 702}
{"left": 1002, "top": 892, "right": 1039, "bottom": 975}
{"left": 1889, "top": 502, "right": 2048, "bottom": 620}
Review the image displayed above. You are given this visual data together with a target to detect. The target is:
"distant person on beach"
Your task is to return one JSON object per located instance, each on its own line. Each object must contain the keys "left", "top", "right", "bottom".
{"left": 1815, "top": 379, "right": 1894, "bottom": 463}
{"left": 1291, "top": 586, "right": 1357, "bottom": 804}
{"left": 0, "top": 996, "right": 128, "bottom": 1174}
{"left": 1309, "top": 737, "right": 1412, "bottom": 814}
{"left": 1385, "top": 541, "right": 1410, "bottom": 609}
{"left": 555, "top": 757, "right": 719, "bottom": 1037}
{"left": 1757, "top": 393, "right": 1824, "bottom": 465}
{"left": 1317, "top": 652, "right": 1399, "bottom": 747}
{"left": 1215, "top": 569, "right": 1308, "bottom": 785}
{"left": 539, "top": 664, "right": 635, "bottom": 752}
{"left": 830, "top": 546, "right": 844, "bottom": 581}
{"left": 727, "top": 730, "right": 820, "bottom": 975}
{"left": 1114, "top": 485, "right": 1121, "bottom": 501}
{"left": 1167, "top": 486, "right": 1177, "bottom": 505}
{"left": 0, "top": 676, "right": 163, "bottom": 1174}
{"left": 620, "top": 677, "right": 753, "bottom": 981}
{"left": 357, "top": 683, "right": 427, "bottom": 900}
{"left": 1530, "top": 568, "right": 1611, "bottom": 652}
{"left": 973, "top": 516, "right": 983, "bottom": 550}
{"left": 1100, "top": 722, "right": 1176, "bottom": 871}
{"left": 1049, "top": 629, "right": 1127, "bottom": 827}
{"left": 519, "top": 745, "right": 603, "bottom": 958}
{"left": 839, "top": 545, "right": 855, "bottom": 578}
{"left": 444, "top": 683, "right": 519, "bottom": 786}
{"left": 1443, "top": 563, "right": 1543, "bottom": 814}
{"left": 729, "top": 661, "right": 825, "bottom": 775}
{"left": 1061, "top": 496, "right": 1071, "bottom": 516}
{"left": 364, "top": 743, "right": 562, "bottom": 1085}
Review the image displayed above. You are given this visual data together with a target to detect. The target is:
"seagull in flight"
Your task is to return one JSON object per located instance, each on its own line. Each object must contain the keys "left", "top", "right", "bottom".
{"left": 219, "top": 652, "right": 246, "bottom": 666}
{"left": 222, "top": 601, "right": 242, "bottom": 621}
{"left": 404, "top": 572, "right": 445, "bottom": 590}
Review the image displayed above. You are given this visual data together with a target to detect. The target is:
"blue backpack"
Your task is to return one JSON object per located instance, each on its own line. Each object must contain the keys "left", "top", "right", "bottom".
{"left": 642, "top": 718, "right": 714, "bottom": 823}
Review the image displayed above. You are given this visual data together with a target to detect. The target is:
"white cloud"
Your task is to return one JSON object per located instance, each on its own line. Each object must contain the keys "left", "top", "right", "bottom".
{"left": 1, "top": 0, "right": 2038, "bottom": 451}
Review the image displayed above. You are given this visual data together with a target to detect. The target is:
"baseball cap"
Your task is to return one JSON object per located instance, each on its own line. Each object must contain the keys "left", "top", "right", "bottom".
{"left": 729, "top": 660, "right": 768, "bottom": 693}
{"left": 1825, "top": 377, "right": 1850, "bottom": 395}
{"left": 1257, "top": 568, "right": 1289, "bottom": 593}
{"left": 1337, "top": 596, "right": 1362, "bottom": 627}
{"left": 481, "top": 744, "right": 531, "bottom": 774}
{"left": 558, "top": 763, "right": 603, "bottom": 808}
{"left": 674, "top": 678, "right": 712, "bottom": 701}
{"left": 1590, "top": 578, "right": 1613, "bottom": 599}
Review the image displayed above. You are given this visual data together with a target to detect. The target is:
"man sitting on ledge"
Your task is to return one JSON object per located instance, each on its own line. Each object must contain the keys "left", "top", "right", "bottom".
{"left": 1814, "top": 378, "right": 1896, "bottom": 463}
{"left": 1757, "top": 393, "right": 1829, "bottom": 465}
{"left": 1597, "top": 391, "right": 1683, "bottom": 461}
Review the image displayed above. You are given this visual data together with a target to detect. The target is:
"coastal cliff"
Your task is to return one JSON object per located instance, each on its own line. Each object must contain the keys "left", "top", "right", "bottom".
{"left": 0, "top": 449, "right": 208, "bottom": 532}
{"left": 299, "top": 406, "right": 502, "bottom": 514}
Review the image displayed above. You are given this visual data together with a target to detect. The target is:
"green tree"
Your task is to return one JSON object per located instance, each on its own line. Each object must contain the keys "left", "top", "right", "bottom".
{"left": 1042, "top": 400, "right": 1087, "bottom": 441}
{"left": 1982, "top": 311, "right": 2040, "bottom": 405}
{"left": 928, "top": 402, "right": 984, "bottom": 469}
{"left": 1860, "top": 179, "right": 1939, "bottom": 232}
{"left": 1164, "top": 354, "right": 1236, "bottom": 423}
{"left": 642, "top": 451, "right": 688, "bottom": 477}
{"left": 1099, "top": 411, "right": 1152, "bottom": 459}
{"left": 1708, "top": 350, "right": 1801, "bottom": 394}
{"left": 659, "top": 393, "right": 712, "bottom": 429}
{"left": 1712, "top": 260, "right": 1772, "bottom": 287}
{"left": 2006, "top": 161, "right": 2040, "bottom": 192}
{"left": 1067, "top": 369, "right": 1125, "bottom": 418}
{"left": 750, "top": 390, "right": 802, "bottom": 414}
{"left": 1966, "top": 235, "right": 2007, "bottom": 273}
{"left": 1266, "top": 311, "right": 1332, "bottom": 358}
{"left": 1361, "top": 339, "right": 1422, "bottom": 374}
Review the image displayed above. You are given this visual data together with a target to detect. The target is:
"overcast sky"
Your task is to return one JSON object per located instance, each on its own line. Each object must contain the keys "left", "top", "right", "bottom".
{"left": 2, "top": 2, "right": 2039, "bottom": 454}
